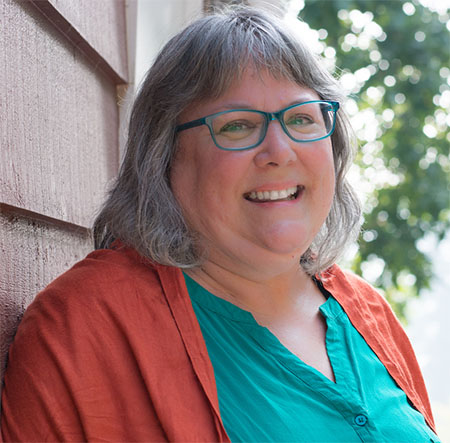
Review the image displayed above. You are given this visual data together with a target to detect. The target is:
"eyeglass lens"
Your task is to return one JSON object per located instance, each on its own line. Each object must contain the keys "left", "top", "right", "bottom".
{"left": 210, "top": 102, "right": 335, "bottom": 150}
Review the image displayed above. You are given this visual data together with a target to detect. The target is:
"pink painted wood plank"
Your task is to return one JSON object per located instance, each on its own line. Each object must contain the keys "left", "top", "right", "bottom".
{"left": 32, "top": 0, "right": 128, "bottom": 83}
{"left": 0, "top": 0, "right": 120, "bottom": 228}
{"left": 0, "top": 208, "right": 93, "bottom": 381}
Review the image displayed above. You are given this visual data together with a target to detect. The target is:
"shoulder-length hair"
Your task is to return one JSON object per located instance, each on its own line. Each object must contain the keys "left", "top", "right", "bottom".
{"left": 94, "top": 6, "right": 362, "bottom": 275}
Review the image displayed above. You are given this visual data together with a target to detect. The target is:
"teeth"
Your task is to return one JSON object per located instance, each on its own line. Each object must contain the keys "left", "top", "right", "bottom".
{"left": 247, "top": 186, "right": 298, "bottom": 202}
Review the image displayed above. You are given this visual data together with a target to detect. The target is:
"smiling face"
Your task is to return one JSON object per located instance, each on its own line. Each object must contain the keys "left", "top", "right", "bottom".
{"left": 170, "top": 68, "right": 336, "bottom": 277}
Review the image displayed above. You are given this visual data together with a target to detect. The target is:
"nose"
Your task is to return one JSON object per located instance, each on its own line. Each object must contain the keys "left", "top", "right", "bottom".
{"left": 253, "top": 120, "right": 297, "bottom": 168}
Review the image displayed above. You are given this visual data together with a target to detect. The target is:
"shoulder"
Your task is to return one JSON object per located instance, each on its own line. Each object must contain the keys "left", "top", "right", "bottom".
{"left": 12, "top": 245, "right": 182, "bottom": 363}
{"left": 320, "top": 264, "right": 392, "bottom": 312}
{"left": 1, "top": 246, "right": 187, "bottom": 440}
{"left": 320, "top": 264, "right": 405, "bottom": 351}
{"left": 27, "top": 245, "right": 164, "bottom": 320}
{"left": 4, "top": 244, "right": 185, "bottom": 394}
{"left": 320, "top": 264, "right": 412, "bottom": 374}
{"left": 42, "top": 244, "right": 162, "bottom": 297}
{"left": 321, "top": 264, "right": 378, "bottom": 293}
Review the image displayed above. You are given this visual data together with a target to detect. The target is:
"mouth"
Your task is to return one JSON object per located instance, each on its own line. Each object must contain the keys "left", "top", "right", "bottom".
{"left": 244, "top": 185, "right": 303, "bottom": 203}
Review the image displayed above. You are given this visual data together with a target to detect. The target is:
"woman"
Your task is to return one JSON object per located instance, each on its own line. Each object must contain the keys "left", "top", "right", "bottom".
{"left": 1, "top": 6, "right": 440, "bottom": 442}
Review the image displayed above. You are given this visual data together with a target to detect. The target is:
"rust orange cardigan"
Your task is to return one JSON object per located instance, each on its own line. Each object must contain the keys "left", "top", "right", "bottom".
{"left": 1, "top": 245, "right": 435, "bottom": 441}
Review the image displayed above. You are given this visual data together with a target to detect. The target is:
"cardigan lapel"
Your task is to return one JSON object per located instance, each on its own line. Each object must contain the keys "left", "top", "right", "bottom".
{"left": 156, "top": 264, "right": 230, "bottom": 442}
{"left": 320, "top": 265, "right": 435, "bottom": 434}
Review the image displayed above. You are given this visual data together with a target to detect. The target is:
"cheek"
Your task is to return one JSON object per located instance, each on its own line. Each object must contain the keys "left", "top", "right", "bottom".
{"left": 170, "top": 143, "right": 228, "bottom": 218}
{"left": 322, "top": 151, "right": 336, "bottom": 191}
{"left": 305, "top": 143, "right": 336, "bottom": 211}
{"left": 306, "top": 142, "right": 335, "bottom": 181}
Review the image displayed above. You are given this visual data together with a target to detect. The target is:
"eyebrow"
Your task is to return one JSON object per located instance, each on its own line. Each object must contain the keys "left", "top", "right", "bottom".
{"left": 212, "top": 97, "right": 320, "bottom": 112}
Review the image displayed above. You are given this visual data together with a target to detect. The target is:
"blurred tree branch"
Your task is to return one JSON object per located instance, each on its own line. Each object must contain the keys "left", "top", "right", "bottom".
{"left": 300, "top": 0, "right": 450, "bottom": 321}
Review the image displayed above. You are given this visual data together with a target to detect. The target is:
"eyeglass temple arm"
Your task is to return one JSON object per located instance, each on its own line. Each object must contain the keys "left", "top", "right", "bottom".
{"left": 176, "top": 117, "right": 206, "bottom": 133}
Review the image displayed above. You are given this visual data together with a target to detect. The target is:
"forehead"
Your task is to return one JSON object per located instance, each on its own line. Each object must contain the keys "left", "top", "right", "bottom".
{"left": 181, "top": 68, "right": 321, "bottom": 121}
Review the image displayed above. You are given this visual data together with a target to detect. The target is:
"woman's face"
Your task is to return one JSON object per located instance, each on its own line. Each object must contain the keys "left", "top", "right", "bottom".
{"left": 170, "top": 68, "right": 336, "bottom": 275}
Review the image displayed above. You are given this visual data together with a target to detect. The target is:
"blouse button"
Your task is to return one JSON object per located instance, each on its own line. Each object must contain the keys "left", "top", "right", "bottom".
{"left": 354, "top": 414, "right": 368, "bottom": 426}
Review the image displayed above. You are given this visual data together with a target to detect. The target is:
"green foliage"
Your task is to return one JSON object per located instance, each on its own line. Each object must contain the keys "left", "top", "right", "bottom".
{"left": 300, "top": 0, "right": 450, "bottom": 321}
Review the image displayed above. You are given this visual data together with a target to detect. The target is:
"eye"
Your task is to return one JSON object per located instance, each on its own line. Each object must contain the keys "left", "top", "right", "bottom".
{"left": 286, "top": 114, "right": 314, "bottom": 126}
{"left": 219, "top": 120, "right": 255, "bottom": 133}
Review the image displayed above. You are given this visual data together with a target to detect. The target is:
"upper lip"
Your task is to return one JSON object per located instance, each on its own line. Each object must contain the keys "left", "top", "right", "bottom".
{"left": 244, "top": 182, "right": 301, "bottom": 194}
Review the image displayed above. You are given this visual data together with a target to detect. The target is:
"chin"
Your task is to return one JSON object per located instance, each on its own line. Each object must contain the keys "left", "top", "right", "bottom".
{"left": 257, "top": 223, "right": 312, "bottom": 257}
{"left": 259, "top": 237, "right": 309, "bottom": 259}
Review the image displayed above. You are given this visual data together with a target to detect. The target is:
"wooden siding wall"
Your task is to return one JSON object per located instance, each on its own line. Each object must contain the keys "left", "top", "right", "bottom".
{"left": 0, "top": 0, "right": 128, "bottom": 385}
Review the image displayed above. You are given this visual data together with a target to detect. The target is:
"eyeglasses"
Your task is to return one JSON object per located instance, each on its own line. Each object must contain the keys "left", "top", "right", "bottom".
{"left": 175, "top": 100, "right": 339, "bottom": 151}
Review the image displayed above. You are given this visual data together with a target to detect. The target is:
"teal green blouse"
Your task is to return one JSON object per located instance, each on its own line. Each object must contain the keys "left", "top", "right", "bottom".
{"left": 184, "top": 273, "right": 440, "bottom": 443}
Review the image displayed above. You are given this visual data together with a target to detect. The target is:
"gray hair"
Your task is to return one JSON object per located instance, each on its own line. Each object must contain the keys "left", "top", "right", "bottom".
{"left": 93, "top": 6, "right": 362, "bottom": 275}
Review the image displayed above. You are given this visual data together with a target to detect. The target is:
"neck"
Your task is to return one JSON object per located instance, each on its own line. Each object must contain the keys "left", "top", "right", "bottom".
{"left": 185, "top": 256, "right": 316, "bottom": 320}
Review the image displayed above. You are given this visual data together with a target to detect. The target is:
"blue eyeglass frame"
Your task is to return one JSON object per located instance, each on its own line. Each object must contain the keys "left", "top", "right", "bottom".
{"left": 175, "top": 100, "right": 340, "bottom": 151}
